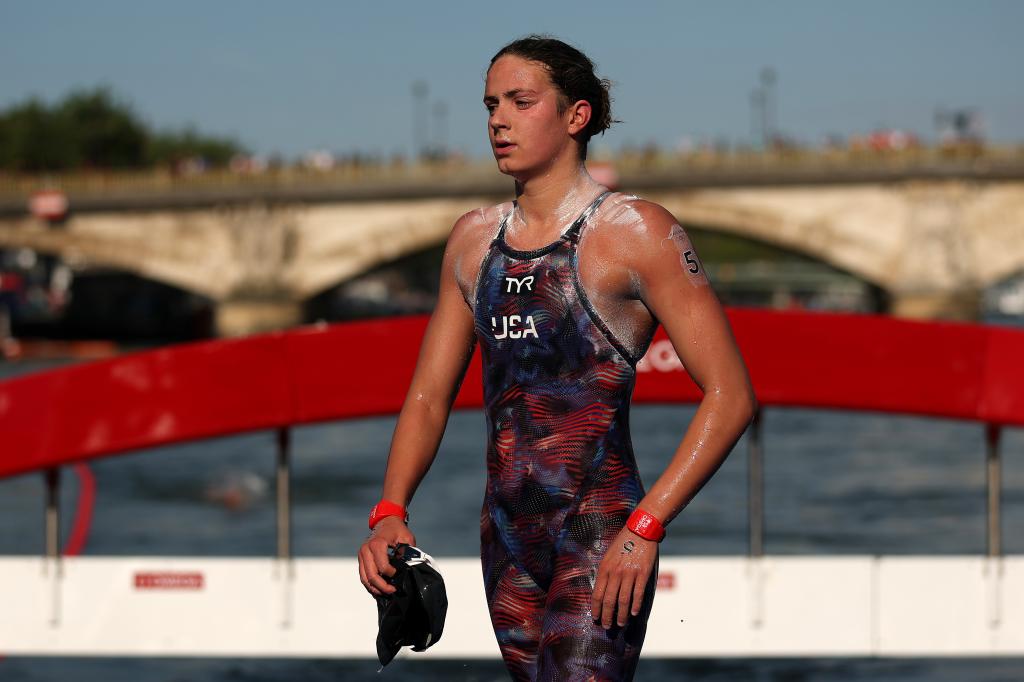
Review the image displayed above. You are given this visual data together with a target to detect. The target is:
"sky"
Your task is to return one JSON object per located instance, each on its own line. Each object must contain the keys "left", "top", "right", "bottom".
{"left": 1, "top": 1, "right": 1021, "bottom": 159}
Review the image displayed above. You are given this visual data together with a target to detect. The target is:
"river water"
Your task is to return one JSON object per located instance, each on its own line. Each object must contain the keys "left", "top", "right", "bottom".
{"left": 2, "top": 335, "right": 1023, "bottom": 680}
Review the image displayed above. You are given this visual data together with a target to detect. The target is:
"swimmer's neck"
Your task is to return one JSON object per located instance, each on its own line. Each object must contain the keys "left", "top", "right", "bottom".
{"left": 512, "top": 156, "right": 604, "bottom": 231}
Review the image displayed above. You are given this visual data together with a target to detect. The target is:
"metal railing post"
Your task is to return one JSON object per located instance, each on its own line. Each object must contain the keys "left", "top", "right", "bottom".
{"left": 986, "top": 423, "right": 1002, "bottom": 557}
{"left": 276, "top": 427, "right": 291, "bottom": 561}
{"left": 748, "top": 409, "right": 764, "bottom": 557}
{"left": 45, "top": 467, "right": 60, "bottom": 560}
{"left": 44, "top": 466, "right": 62, "bottom": 626}
{"left": 274, "top": 426, "right": 294, "bottom": 629}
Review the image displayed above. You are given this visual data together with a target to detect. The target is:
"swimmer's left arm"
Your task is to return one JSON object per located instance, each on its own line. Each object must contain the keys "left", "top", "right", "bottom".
{"left": 626, "top": 200, "right": 757, "bottom": 525}
{"left": 591, "top": 200, "right": 757, "bottom": 628}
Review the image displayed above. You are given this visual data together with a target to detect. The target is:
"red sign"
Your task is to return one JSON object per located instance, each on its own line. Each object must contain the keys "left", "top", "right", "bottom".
{"left": 134, "top": 571, "right": 204, "bottom": 590}
{"left": 656, "top": 571, "right": 676, "bottom": 590}
{"left": 29, "top": 190, "right": 69, "bottom": 222}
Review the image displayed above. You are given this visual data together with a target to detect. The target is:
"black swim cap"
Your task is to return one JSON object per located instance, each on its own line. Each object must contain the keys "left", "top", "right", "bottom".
{"left": 375, "top": 543, "right": 448, "bottom": 667}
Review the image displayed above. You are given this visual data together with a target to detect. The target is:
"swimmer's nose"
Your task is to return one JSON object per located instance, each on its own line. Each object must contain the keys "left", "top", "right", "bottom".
{"left": 489, "top": 109, "right": 509, "bottom": 133}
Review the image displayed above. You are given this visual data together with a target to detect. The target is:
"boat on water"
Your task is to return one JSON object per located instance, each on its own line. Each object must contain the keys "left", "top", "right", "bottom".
{"left": 0, "top": 308, "right": 1021, "bottom": 658}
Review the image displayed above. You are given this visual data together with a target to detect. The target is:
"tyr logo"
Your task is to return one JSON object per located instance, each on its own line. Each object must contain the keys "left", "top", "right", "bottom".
{"left": 505, "top": 275, "right": 534, "bottom": 294}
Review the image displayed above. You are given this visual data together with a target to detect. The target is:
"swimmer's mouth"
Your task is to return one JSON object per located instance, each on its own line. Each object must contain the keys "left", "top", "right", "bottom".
{"left": 494, "top": 140, "right": 516, "bottom": 154}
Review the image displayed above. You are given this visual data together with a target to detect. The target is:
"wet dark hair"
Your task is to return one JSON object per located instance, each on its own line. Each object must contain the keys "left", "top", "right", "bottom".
{"left": 489, "top": 35, "right": 615, "bottom": 160}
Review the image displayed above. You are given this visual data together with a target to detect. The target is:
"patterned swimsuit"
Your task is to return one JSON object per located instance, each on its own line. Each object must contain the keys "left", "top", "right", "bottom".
{"left": 474, "top": 191, "right": 658, "bottom": 681}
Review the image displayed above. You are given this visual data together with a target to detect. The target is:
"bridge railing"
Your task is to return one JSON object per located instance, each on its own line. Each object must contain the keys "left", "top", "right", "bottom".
{"left": 1, "top": 307, "right": 1021, "bottom": 562}
{"left": 2, "top": 145, "right": 1023, "bottom": 207}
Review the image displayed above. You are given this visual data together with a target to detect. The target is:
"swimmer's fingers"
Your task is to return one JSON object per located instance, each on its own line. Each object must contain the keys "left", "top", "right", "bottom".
{"left": 591, "top": 565, "right": 608, "bottom": 623}
{"left": 599, "top": 568, "right": 624, "bottom": 630}
{"left": 360, "top": 540, "right": 396, "bottom": 595}
{"left": 370, "top": 538, "right": 398, "bottom": 581}
{"left": 357, "top": 553, "right": 384, "bottom": 597}
{"left": 357, "top": 545, "right": 383, "bottom": 596}
{"left": 616, "top": 569, "right": 640, "bottom": 627}
{"left": 630, "top": 565, "right": 652, "bottom": 617}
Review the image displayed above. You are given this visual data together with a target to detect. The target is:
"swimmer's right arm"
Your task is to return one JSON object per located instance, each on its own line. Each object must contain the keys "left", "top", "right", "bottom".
{"left": 358, "top": 212, "right": 479, "bottom": 597}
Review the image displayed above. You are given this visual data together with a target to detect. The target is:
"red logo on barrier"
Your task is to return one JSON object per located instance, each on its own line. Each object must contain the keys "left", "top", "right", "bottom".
{"left": 637, "top": 340, "right": 686, "bottom": 373}
{"left": 134, "top": 571, "right": 204, "bottom": 590}
{"left": 656, "top": 572, "right": 675, "bottom": 590}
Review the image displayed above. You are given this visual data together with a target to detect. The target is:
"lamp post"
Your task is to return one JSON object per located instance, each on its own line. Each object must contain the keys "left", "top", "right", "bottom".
{"left": 411, "top": 80, "right": 429, "bottom": 161}
{"left": 432, "top": 100, "right": 448, "bottom": 160}
{"left": 760, "top": 67, "right": 777, "bottom": 148}
{"left": 750, "top": 88, "right": 766, "bottom": 150}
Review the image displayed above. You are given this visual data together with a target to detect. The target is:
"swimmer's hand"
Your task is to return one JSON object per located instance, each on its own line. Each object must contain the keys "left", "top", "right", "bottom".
{"left": 358, "top": 517, "right": 416, "bottom": 598}
{"left": 591, "top": 526, "right": 658, "bottom": 629}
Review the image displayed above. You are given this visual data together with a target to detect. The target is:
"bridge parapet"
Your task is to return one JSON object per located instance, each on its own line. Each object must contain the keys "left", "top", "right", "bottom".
{"left": 2, "top": 147, "right": 1023, "bottom": 214}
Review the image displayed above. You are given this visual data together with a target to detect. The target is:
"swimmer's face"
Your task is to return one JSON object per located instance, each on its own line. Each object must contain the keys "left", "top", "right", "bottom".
{"left": 484, "top": 55, "right": 588, "bottom": 176}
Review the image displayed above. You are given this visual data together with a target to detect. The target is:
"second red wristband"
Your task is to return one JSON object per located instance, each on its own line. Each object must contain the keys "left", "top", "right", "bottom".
{"left": 626, "top": 508, "right": 666, "bottom": 542}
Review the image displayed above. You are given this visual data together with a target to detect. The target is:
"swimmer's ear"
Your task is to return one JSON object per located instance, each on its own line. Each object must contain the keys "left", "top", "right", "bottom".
{"left": 566, "top": 99, "right": 592, "bottom": 136}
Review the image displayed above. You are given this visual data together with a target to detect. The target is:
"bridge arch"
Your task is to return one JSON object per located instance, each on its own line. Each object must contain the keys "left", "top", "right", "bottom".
{"left": 0, "top": 220, "right": 228, "bottom": 299}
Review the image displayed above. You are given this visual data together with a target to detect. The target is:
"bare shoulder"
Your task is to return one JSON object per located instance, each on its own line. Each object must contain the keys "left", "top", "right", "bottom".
{"left": 447, "top": 201, "right": 513, "bottom": 249}
{"left": 444, "top": 201, "right": 513, "bottom": 298}
{"left": 594, "top": 193, "right": 708, "bottom": 288}
{"left": 594, "top": 193, "right": 681, "bottom": 251}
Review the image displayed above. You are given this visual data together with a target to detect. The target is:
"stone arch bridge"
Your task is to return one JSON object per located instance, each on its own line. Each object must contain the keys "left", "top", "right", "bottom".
{"left": 1, "top": 174, "right": 1022, "bottom": 336}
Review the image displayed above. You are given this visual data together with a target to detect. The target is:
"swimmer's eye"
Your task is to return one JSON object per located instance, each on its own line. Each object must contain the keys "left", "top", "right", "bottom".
{"left": 515, "top": 100, "right": 532, "bottom": 109}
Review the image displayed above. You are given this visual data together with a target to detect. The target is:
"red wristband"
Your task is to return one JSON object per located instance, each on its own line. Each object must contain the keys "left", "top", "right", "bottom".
{"left": 626, "top": 508, "right": 666, "bottom": 542}
{"left": 368, "top": 499, "right": 408, "bottom": 530}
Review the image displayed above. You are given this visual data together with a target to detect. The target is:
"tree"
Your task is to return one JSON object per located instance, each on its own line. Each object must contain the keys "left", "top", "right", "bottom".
{"left": 57, "top": 87, "right": 148, "bottom": 168}
{"left": 0, "top": 86, "right": 245, "bottom": 172}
